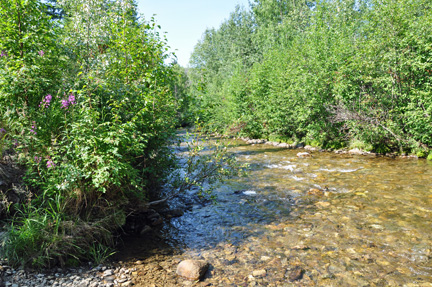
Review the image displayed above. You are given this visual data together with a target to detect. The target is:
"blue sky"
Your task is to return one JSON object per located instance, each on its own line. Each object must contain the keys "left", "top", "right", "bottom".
{"left": 136, "top": 0, "right": 251, "bottom": 67}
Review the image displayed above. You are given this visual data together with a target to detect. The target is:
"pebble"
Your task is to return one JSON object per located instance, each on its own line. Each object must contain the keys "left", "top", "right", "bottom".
{"left": 288, "top": 267, "right": 304, "bottom": 281}
{"left": 0, "top": 261, "right": 133, "bottom": 287}
{"left": 252, "top": 269, "right": 267, "bottom": 277}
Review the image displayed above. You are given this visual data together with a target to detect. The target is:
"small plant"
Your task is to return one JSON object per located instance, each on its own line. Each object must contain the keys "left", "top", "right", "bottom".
{"left": 147, "top": 128, "right": 249, "bottom": 207}
{"left": 1, "top": 197, "right": 68, "bottom": 268}
{"left": 88, "top": 243, "right": 116, "bottom": 265}
{"left": 349, "top": 140, "right": 373, "bottom": 152}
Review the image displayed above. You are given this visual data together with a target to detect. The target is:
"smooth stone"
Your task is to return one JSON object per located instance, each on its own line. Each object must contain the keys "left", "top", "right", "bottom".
{"left": 103, "top": 275, "right": 116, "bottom": 283}
{"left": 252, "top": 269, "right": 266, "bottom": 277}
{"left": 349, "top": 148, "right": 363, "bottom": 155}
{"left": 103, "top": 269, "right": 114, "bottom": 276}
{"left": 297, "top": 152, "right": 311, "bottom": 158}
{"left": 140, "top": 225, "right": 152, "bottom": 236}
{"left": 304, "top": 145, "right": 318, "bottom": 151}
{"left": 176, "top": 260, "right": 209, "bottom": 281}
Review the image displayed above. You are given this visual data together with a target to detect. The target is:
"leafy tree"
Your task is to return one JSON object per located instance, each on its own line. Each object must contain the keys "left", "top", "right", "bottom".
{"left": 188, "top": 0, "right": 432, "bottom": 153}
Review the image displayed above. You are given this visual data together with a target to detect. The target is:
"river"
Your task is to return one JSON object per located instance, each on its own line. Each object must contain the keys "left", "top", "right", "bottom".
{"left": 119, "top": 137, "right": 432, "bottom": 286}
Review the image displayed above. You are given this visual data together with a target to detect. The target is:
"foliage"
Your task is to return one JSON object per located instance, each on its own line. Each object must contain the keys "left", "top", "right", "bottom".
{"left": 0, "top": 0, "right": 210, "bottom": 268}
{"left": 167, "top": 128, "right": 248, "bottom": 202}
{"left": 188, "top": 0, "right": 432, "bottom": 155}
{"left": 2, "top": 195, "right": 123, "bottom": 268}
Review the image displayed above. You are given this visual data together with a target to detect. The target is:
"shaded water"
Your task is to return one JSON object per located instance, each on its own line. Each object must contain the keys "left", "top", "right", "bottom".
{"left": 127, "top": 139, "right": 432, "bottom": 286}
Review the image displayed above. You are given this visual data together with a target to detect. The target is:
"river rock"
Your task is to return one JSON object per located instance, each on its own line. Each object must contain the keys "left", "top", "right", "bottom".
{"left": 278, "top": 143, "right": 290, "bottom": 148}
{"left": 307, "top": 188, "right": 324, "bottom": 196}
{"left": 295, "top": 143, "right": 305, "bottom": 148}
{"left": 288, "top": 267, "right": 304, "bottom": 281}
{"left": 349, "top": 148, "right": 363, "bottom": 155}
{"left": 139, "top": 225, "right": 152, "bottom": 236}
{"left": 252, "top": 269, "right": 267, "bottom": 277}
{"left": 148, "top": 212, "right": 163, "bottom": 226}
{"left": 304, "top": 145, "right": 318, "bottom": 151}
{"left": 297, "top": 152, "right": 311, "bottom": 158}
{"left": 161, "top": 208, "right": 184, "bottom": 219}
{"left": 247, "top": 139, "right": 266, "bottom": 144}
{"left": 176, "top": 260, "right": 209, "bottom": 281}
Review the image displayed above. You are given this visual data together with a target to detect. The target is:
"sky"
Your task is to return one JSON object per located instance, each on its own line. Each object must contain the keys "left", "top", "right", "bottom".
{"left": 136, "top": 0, "right": 251, "bottom": 67}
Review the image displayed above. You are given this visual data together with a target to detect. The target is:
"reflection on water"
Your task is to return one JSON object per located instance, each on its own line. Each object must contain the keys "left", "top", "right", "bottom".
{"left": 148, "top": 140, "right": 432, "bottom": 285}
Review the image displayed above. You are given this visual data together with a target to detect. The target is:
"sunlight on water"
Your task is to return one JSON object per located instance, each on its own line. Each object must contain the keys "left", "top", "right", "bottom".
{"left": 147, "top": 138, "right": 432, "bottom": 285}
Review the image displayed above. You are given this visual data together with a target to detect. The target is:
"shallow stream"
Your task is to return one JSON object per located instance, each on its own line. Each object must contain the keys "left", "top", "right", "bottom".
{"left": 122, "top": 138, "right": 432, "bottom": 286}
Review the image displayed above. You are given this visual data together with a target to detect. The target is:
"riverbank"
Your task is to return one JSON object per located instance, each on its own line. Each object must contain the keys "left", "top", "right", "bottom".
{"left": 237, "top": 136, "right": 422, "bottom": 160}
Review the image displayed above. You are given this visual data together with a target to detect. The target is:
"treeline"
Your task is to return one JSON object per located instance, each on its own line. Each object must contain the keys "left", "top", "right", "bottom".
{"left": 188, "top": 0, "right": 432, "bottom": 157}
{"left": 0, "top": 0, "right": 188, "bottom": 267}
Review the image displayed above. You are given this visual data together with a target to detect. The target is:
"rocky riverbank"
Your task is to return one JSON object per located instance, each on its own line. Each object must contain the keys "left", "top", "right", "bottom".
{"left": 0, "top": 261, "right": 134, "bottom": 287}
{"left": 238, "top": 137, "right": 420, "bottom": 159}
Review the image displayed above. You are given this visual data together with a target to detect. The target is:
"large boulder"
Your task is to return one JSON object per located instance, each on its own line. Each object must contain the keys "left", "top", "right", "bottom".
{"left": 176, "top": 260, "right": 209, "bottom": 281}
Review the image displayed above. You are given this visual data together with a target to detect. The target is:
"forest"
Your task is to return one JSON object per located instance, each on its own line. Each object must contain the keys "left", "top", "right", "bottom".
{"left": 0, "top": 0, "right": 431, "bottom": 270}
{"left": 189, "top": 0, "right": 432, "bottom": 158}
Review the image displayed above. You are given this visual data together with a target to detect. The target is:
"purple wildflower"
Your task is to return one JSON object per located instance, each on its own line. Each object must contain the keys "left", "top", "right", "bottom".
{"left": 38, "top": 50, "right": 45, "bottom": 56}
{"left": 39, "top": 94, "right": 52, "bottom": 108}
{"left": 61, "top": 93, "right": 76, "bottom": 109}
{"left": 34, "top": 156, "right": 42, "bottom": 163}
{"left": 0, "top": 51, "right": 6, "bottom": 57}
{"left": 61, "top": 99, "right": 69, "bottom": 109}
{"left": 68, "top": 94, "right": 76, "bottom": 105}
{"left": 47, "top": 159, "right": 55, "bottom": 168}
{"left": 30, "top": 121, "right": 37, "bottom": 135}
{"left": 0, "top": 128, "right": 5, "bottom": 134}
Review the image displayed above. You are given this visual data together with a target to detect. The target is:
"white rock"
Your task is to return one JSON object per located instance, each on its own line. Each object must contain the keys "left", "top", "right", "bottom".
{"left": 349, "top": 148, "right": 363, "bottom": 155}
{"left": 243, "top": 190, "right": 257, "bottom": 195}
{"left": 297, "top": 152, "right": 311, "bottom": 158}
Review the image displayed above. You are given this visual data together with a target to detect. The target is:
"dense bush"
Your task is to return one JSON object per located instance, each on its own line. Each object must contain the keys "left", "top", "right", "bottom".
{"left": 0, "top": 0, "right": 189, "bottom": 267}
{"left": 189, "top": 0, "right": 432, "bottom": 154}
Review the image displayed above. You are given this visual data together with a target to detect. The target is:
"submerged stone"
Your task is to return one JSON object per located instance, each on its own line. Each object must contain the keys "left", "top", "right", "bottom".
{"left": 288, "top": 267, "right": 304, "bottom": 282}
{"left": 176, "top": 260, "right": 209, "bottom": 281}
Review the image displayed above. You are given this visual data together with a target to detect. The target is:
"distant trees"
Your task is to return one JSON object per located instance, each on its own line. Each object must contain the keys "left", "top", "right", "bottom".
{"left": 188, "top": 0, "right": 432, "bottom": 156}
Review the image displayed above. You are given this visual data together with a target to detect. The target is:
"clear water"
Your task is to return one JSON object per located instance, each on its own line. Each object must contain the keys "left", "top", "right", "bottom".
{"left": 130, "top": 139, "right": 432, "bottom": 285}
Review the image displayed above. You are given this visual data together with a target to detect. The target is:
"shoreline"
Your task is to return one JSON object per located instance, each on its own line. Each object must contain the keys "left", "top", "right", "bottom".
{"left": 234, "top": 136, "right": 422, "bottom": 160}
